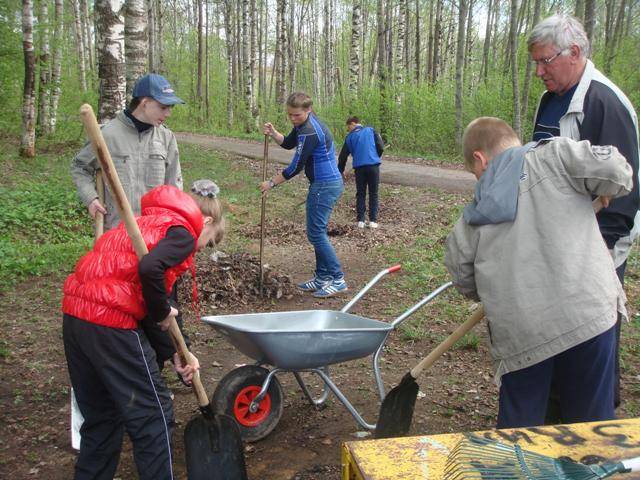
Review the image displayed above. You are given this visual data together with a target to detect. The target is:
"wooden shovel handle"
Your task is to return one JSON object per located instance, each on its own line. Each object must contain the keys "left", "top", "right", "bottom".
{"left": 95, "top": 170, "right": 105, "bottom": 240}
{"left": 79, "top": 104, "right": 210, "bottom": 408}
{"left": 409, "top": 305, "right": 485, "bottom": 379}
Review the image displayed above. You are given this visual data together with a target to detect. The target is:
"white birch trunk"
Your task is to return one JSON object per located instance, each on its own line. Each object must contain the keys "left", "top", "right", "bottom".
{"left": 71, "top": 0, "right": 87, "bottom": 91}
{"left": 37, "top": 0, "right": 51, "bottom": 135}
{"left": 348, "top": 0, "right": 362, "bottom": 92}
{"left": 276, "top": 0, "right": 287, "bottom": 104}
{"left": 80, "top": 0, "right": 93, "bottom": 70}
{"left": 96, "top": 0, "right": 126, "bottom": 122}
{"left": 49, "top": 0, "right": 63, "bottom": 133}
{"left": 125, "top": 0, "right": 148, "bottom": 100}
{"left": 454, "top": 0, "right": 468, "bottom": 145}
{"left": 21, "top": 0, "right": 36, "bottom": 157}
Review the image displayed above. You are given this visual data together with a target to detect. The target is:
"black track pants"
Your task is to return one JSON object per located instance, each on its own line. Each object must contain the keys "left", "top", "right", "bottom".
{"left": 63, "top": 314, "right": 175, "bottom": 480}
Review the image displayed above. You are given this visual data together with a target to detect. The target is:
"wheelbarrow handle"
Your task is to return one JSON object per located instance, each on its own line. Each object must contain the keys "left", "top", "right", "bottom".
{"left": 390, "top": 281, "right": 453, "bottom": 328}
{"left": 340, "top": 265, "right": 402, "bottom": 313}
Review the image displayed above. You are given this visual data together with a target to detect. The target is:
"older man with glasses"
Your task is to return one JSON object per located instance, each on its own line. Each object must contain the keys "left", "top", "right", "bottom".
{"left": 528, "top": 14, "right": 639, "bottom": 419}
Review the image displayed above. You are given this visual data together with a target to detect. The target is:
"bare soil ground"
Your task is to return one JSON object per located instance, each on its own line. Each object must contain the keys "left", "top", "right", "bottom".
{"left": 1, "top": 150, "right": 639, "bottom": 480}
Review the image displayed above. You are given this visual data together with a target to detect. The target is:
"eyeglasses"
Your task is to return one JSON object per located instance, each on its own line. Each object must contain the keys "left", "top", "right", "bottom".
{"left": 532, "top": 50, "right": 566, "bottom": 66}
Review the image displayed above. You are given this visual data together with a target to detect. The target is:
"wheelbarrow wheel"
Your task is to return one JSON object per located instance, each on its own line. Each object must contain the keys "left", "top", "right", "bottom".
{"left": 212, "top": 365, "right": 284, "bottom": 442}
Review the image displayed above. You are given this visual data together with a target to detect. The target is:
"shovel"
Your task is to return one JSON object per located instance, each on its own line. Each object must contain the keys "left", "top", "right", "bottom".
{"left": 259, "top": 135, "right": 268, "bottom": 296}
{"left": 375, "top": 305, "right": 485, "bottom": 438}
{"left": 79, "top": 104, "right": 248, "bottom": 480}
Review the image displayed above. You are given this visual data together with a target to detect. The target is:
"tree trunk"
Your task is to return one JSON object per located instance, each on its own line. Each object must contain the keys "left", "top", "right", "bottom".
{"left": 250, "top": 0, "right": 257, "bottom": 117}
{"left": 21, "top": 0, "right": 36, "bottom": 157}
{"left": 426, "top": 0, "right": 433, "bottom": 81}
{"left": 584, "top": 0, "right": 595, "bottom": 43}
{"left": 49, "top": 0, "right": 63, "bottom": 133}
{"left": 37, "top": 0, "right": 51, "bottom": 135}
{"left": 125, "top": 0, "right": 148, "bottom": 101}
{"left": 71, "top": 0, "right": 87, "bottom": 91}
{"left": 287, "top": 0, "right": 295, "bottom": 92}
{"left": 223, "top": 0, "right": 234, "bottom": 128}
{"left": 348, "top": 0, "right": 362, "bottom": 92}
{"left": 509, "top": 0, "right": 521, "bottom": 137}
{"left": 415, "top": 0, "right": 421, "bottom": 84}
{"left": 324, "top": 0, "right": 334, "bottom": 98}
{"left": 148, "top": 0, "right": 155, "bottom": 71}
{"left": 454, "top": 0, "right": 468, "bottom": 145}
{"left": 157, "top": 0, "right": 164, "bottom": 73}
{"left": 80, "top": 0, "right": 93, "bottom": 70}
{"left": 96, "top": 0, "right": 126, "bottom": 122}
{"left": 520, "top": 0, "right": 541, "bottom": 121}
{"left": 431, "top": 0, "right": 442, "bottom": 82}
{"left": 480, "top": 0, "right": 493, "bottom": 83}
{"left": 396, "top": 0, "right": 406, "bottom": 84}
{"left": 575, "top": 0, "right": 585, "bottom": 20}
{"left": 276, "top": 0, "right": 287, "bottom": 104}
{"left": 205, "top": 0, "right": 210, "bottom": 118}
{"left": 196, "top": 0, "right": 204, "bottom": 104}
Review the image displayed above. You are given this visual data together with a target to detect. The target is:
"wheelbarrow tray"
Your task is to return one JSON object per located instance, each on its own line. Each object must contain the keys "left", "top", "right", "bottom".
{"left": 202, "top": 310, "right": 393, "bottom": 370}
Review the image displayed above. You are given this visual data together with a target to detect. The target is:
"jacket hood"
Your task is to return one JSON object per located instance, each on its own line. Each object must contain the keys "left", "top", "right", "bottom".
{"left": 463, "top": 142, "right": 536, "bottom": 225}
{"left": 141, "top": 185, "right": 204, "bottom": 237}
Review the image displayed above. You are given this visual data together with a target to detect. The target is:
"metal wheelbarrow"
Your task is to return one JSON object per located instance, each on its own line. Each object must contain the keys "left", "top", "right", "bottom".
{"left": 202, "top": 265, "right": 453, "bottom": 442}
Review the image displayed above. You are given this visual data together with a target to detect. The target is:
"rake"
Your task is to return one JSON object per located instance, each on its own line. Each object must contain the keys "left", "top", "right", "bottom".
{"left": 443, "top": 435, "right": 640, "bottom": 480}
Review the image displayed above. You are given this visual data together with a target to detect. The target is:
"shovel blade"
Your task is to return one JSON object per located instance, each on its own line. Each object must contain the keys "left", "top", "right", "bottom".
{"left": 184, "top": 413, "right": 248, "bottom": 480}
{"left": 375, "top": 372, "right": 419, "bottom": 439}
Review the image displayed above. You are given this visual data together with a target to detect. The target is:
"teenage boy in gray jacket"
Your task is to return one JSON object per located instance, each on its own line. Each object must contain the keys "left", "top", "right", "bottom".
{"left": 445, "top": 117, "right": 632, "bottom": 428}
{"left": 71, "top": 73, "right": 184, "bottom": 231}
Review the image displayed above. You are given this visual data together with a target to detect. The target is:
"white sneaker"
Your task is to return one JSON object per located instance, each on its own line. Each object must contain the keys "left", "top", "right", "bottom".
{"left": 357, "top": 221, "right": 366, "bottom": 228}
{"left": 368, "top": 222, "right": 379, "bottom": 229}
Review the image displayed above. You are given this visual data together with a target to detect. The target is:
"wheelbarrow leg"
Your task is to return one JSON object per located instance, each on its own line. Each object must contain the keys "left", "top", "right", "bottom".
{"left": 311, "top": 368, "right": 376, "bottom": 431}
{"left": 293, "top": 369, "right": 330, "bottom": 408}
{"left": 248, "top": 368, "right": 281, "bottom": 413}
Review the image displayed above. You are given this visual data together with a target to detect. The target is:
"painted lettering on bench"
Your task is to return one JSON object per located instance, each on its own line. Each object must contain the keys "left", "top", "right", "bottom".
{"left": 527, "top": 426, "right": 586, "bottom": 446}
{"left": 593, "top": 423, "right": 640, "bottom": 449}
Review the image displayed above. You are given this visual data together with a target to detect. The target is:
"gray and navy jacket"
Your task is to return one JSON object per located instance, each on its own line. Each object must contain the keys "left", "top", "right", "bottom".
{"left": 280, "top": 113, "right": 342, "bottom": 183}
{"left": 533, "top": 60, "right": 640, "bottom": 268}
{"left": 337, "top": 125, "right": 384, "bottom": 172}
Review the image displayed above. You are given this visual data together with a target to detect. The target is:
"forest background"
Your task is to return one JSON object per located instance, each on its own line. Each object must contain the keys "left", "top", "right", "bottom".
{"left": 5, "top": 0, "right": 640, "bottom": 161}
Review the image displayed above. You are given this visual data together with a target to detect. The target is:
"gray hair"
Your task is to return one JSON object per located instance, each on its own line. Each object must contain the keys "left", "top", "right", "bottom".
{"left": 527, "top": 13, "right": 591, "bottom": 59}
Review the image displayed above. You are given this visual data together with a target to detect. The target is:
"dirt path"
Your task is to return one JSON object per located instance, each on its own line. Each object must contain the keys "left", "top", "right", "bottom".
{"left": 176, "top": 132, "right": 476, "bottom": 193}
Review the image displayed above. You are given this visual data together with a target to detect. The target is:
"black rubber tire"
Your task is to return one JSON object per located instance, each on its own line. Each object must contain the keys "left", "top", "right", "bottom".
{"left": 211, "top": 365, "right": 284, "bottom": 442}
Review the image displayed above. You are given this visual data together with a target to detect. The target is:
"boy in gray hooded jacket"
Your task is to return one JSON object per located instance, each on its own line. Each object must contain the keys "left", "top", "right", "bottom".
{"left": 445, "top": 117, "right": 632, "bottom": 428}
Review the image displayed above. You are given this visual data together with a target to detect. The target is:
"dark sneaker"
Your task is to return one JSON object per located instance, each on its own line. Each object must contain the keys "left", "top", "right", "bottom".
{"left": 313, "top": 279, "right": 348, "bottom": 298}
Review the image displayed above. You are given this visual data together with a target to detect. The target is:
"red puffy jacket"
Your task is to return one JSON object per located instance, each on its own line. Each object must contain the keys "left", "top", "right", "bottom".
{"left": 62, "top": 186, "right": 203, "bottom": 329}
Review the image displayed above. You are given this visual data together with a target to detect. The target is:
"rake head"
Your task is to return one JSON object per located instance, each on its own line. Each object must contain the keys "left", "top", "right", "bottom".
{"left": 443, "top": 435, "right": 631, "bottom": 480}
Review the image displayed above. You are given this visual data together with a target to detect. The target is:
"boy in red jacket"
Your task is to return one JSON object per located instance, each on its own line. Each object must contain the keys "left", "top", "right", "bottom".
{"left": 62, "top": 181, "right": 223, "bottom": 480}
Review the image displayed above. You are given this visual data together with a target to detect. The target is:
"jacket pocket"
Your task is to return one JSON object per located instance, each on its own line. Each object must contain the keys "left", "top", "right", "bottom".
{"left": 144, "top": 150, "right": 167, "bottom": 188}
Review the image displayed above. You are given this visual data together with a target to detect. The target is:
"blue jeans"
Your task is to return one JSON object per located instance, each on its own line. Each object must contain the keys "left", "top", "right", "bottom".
{"left": 306, "top": 180, "right": 344, "bottom": 281}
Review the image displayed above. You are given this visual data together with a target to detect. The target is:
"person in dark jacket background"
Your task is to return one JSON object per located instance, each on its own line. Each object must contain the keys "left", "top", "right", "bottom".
{"left": 529, "top": 13, "right": 639, "bottom": 413}
{"left": 62, "top": 182, "right": 224, "bottom": 480}
{"left": 338, "top": 116, "right": 384, "bottom": 229}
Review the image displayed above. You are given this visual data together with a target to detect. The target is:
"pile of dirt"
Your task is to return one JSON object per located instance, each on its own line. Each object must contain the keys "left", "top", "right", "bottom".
{"left": 184, "top": 252, "right": 298, "bottom": 310}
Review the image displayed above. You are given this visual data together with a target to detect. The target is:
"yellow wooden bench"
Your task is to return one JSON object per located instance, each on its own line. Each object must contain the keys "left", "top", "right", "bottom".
{"left": 342, "top": 418, "right": 640, "bottom": 479}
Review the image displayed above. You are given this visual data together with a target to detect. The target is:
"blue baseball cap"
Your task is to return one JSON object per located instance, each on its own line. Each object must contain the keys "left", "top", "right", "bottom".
{"left": 132, "top": 74, "right": 185, "bottom": 105}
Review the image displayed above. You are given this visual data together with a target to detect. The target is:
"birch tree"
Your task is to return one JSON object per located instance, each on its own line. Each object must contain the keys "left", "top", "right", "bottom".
{"left": 125, "top": 0, "right": 148, "bottom": 100}
{"left": 454, "top": 0, "right": 468, "bottom": 145}
{"left": 21, "top": 0, "right": 36, "bottom": 157}
{"left": 509, "top": 0, "right": 521, "bottom": 136}
{"left": 49, "top": 0, "right": 63, "bottom": 133}
{"left": 80, "top": 0, "right": 93, "bottom": 70}
{"left": 276, "top": 0, "right": 287, "bottom": 104}
{"left": 37, "top": 0, "right": 51, "bottom": 135}
{"left": 348, "top": 0, "right": 362, "bottom": 92}
{"left": 222, "top": 0, "right": 234, "bottom": 127}
{"left": 71, "top": 0, "right": 87, "bottom": 91}
{"left": 96, "top": 0, "right": 126, "bottom": 122}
